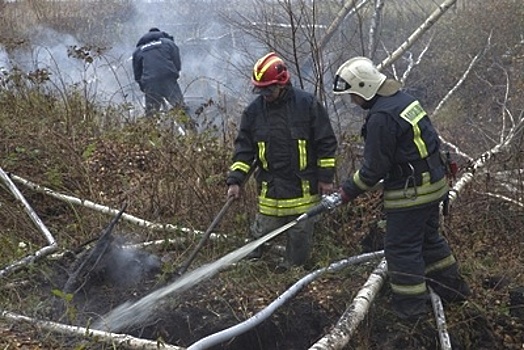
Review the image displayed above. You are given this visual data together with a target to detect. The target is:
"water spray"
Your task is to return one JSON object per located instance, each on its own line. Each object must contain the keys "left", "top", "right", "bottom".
{"left": 92, "top": 193, "right": 342, "bottom": 332}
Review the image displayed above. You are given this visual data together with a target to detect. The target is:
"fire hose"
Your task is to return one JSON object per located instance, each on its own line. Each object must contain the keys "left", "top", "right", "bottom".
{"left": 93, "top": 193, "right": 344, "bottom": 333}
{"left": 243, "top": 191, "right": 343, "bottom": 252}
{"left": 177, "top": 163, "right": 257, "bottom": 275}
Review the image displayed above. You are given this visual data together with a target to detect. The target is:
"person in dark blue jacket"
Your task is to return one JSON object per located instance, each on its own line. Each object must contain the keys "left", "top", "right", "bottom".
{"left": 333, "top": 56, "right": 470, "bottom": 320}
{"left": 132, "top": 28, "right": 185, "bottom": 116}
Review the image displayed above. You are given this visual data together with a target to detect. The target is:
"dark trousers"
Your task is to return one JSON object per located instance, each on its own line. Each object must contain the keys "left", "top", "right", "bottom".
{"left": 385, "top": 202, "right": 457, "bottom": 318}
{"left": 251, "top": 213, "right": 316, "bottom": 267}
{"left": 143, "top": 78, "right": 184, "bottom": 116}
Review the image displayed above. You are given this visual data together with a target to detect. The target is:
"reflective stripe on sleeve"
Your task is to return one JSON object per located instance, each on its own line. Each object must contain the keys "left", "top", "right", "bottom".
{"left": 353, "top": 170, "right": 373, "bottom": 191}
{"left": 230, "top": 161, "right": 251, "bottom": 173}
{"left": 318, "top": 157, "right": 336, "bottom": 168}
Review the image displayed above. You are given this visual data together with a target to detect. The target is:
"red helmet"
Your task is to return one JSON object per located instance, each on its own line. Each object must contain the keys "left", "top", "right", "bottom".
{"left": 252, "top": 52, "right": 290, "bottom": 87}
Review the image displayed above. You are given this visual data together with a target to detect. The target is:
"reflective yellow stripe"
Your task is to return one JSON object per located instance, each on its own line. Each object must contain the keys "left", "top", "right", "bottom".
{"left": 254, "top": 56, "right": 281, "bottom": 82}
{"left": 298, "top": 139, "right": 307, "bottom": 170}
{"left": 390, "top": 281, "right": 427, "bottom": 295}
{"left": 318, "top": 158, "right": 336, "bottom": 168}
{"left": 230, "top": 161, "right": 251, "bottom": 173}
{"left": 261, "top": 181, "right": 268, "bottom": 198}
{"left": 353, "top": 170, "right": 373, "bottom": 191}
{"left": 425, "top": 255, "right": 456, "bottom": 274}
{"left": 258, "top": 141, "right": 268, "bottom": 170}
{"left": 384, "top": 176, "right": 448, "bottom": 209}
{"left": 259, "top": 195, "right": 320, "bottom": 216}
{"left": 399, "top": 101, "right": 428, "bottom": 158}
{"left": 302, "top": 179, "right": 310, "bottom": 197}
{"left": 258, "top": 180, "right": 320, "bottom": 216}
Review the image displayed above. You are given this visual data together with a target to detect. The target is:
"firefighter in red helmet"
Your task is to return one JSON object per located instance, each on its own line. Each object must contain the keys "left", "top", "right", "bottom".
{"left": 227, "top": 52, "right": 338, "bottom": 271}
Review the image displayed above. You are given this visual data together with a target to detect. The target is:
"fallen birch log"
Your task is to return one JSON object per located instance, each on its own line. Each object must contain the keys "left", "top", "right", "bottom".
{"left": 0, "top": 310, "right": 185, "bottom": 350}
{"left": 0, "top": 167, "right": 58, "bottom": 278}
{"left": 429, "top": 287, "right": 452, "bottom": 350}
{"left": 309, "top": 259, "right": 388, "bottom": 350}
{"left": 9, "top": 173, "right": 197, "bottom": 235}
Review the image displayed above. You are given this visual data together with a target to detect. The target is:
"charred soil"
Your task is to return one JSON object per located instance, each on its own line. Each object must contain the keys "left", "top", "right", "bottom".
{"left": 3, "top": 223, "right": 524, "bottom": 350}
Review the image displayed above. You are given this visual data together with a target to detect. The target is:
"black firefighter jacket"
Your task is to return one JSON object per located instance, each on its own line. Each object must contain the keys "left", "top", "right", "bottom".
{"left": 227, "top": 86, "right": 337, "bottom": 217}
{"left": 132, "top": 32, "right": 181, "bottom": 89}
{"left": 342, "top": 91, "right": 449, "bottom": 210}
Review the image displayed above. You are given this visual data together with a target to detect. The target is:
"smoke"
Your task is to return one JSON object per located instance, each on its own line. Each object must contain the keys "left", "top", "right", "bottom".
{"left": 1, "top": 1, "right": 266, "bottom": 122}
{"left": 104, "top": 241, "right": 162, "bottom": 288}
{"left": 0, "top": 45, "right": 11, "bottom": 72}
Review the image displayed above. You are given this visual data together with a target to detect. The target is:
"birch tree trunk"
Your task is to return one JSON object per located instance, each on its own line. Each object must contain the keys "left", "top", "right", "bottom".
{"left": 378, "top": 0, "right": 458, "bottom": 70}
{"left": 308, "top": 259, "right": 388, "bottom": 350}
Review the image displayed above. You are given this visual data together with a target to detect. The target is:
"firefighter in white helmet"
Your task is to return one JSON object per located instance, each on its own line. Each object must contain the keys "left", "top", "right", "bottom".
{"left": 334, "top": 57, "right": 470, "bottom": 320}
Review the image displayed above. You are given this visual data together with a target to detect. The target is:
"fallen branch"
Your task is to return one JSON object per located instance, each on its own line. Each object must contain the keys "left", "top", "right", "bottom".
{"left": 0, "top": 167, "right": 58, "bottom": 278}
{"left": 308, "top": 259, "right": 388, "bottom": 350}
{"left": 476, "top": 191, "right": 524, "bottom": 208}
{"left": 379, "top": 0, "right": 457, "bottom": 71}
{"left": 436, "top": 32, "right": 491, "bottom": 162}
{"left": 429, "top": 287, "right": 452, "bottom": 350}
{"left": 0, "top": 310, "right": 185, "bottom": 350}
{"left": 317, "top": 0, "right": 370, "bottom": 52}
{"left": 9, "top": 173, "right": 202, "bottom": 235}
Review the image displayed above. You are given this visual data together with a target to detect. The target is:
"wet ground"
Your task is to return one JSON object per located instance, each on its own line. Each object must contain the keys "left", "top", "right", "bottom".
{"left": 3, "top": 228, "right": 524, "bottom": 349}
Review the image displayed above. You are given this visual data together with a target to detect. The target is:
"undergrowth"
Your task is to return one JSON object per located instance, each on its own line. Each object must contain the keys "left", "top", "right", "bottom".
{"left": 0, "top": 42, "right": 523, "bottom": 350}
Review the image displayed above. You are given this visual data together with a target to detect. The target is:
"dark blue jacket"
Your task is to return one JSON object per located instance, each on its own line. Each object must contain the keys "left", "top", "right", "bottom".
{"left": 132, "top": 32, "right": 181, "bottom": 86}
{"left": 342, "top": 91, "right": 448, "bottom": 210}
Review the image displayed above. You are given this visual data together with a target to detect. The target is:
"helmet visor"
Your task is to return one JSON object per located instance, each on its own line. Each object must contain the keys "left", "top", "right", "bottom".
{"left": 333, "top": 75, "right": 352, "bottom": 93}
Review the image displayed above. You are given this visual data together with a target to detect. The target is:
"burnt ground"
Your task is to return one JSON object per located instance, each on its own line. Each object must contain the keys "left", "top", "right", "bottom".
{"left": 3, "top": 228, "right": 524, "bottom": 350}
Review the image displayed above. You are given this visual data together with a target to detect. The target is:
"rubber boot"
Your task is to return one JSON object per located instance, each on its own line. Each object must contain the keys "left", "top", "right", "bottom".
{"left": 427, "top": 264, "right": 471, "bottom": 303}
{"left": 390, "top": 293, "right": 430, "bottom": 321}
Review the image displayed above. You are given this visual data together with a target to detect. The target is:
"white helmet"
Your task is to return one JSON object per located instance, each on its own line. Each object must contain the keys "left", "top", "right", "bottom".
{"left": 333, "top": 57, "right": 399, "bottom": 101}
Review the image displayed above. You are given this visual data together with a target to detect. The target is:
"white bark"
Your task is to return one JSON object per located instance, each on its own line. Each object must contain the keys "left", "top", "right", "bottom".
{"left": 308, "top": 259, "right": 388, "bottom": 350}
{"left": 318, "top": 0, "right": 370, "bottom": 51}
{"left": 0, "top": 167, "right": 58, "bottom": 278}
{"left": 367, "top": 0, "right": 384, "bottom": 57}
{"left": 449, "top": 117, "right": 524, "bottom": 203}
{"left": 476, "top": 191, "right": 523, "bottom": 209}
{"left": 378, "top": 0, "right": 458, "bottom": 71}
{"left": 399, "top": 40, "right": 431, "bottom": 84}
{"left": 0, "top": 310, "right": 185, "bottom": 350}
{"left": 435, "top": 38, "right": 489, "bottom": 162}
{"left": 433, "top": 32, "right": 490, "bottom": 118}
{"left": 9, "top": 173, "right": 203, "bottom": 235}
{"left": 429, "top": 287, "right": 452, "bottom": 350}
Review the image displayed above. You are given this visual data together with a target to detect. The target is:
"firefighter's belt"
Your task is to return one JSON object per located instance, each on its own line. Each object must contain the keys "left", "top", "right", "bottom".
{"left": 389, "top": 152, "right": 442, "bottom": 179}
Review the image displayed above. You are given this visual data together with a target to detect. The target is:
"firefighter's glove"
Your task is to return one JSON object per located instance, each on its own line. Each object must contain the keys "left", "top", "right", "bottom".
{"left": 227, "top": 184, "right": 241, "bottom": 199}
{"left": 338, "top": 187, "right": 351, "bottom": 204}
{"left": 318, "top": 181, "right": 334, "bottom": 196}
